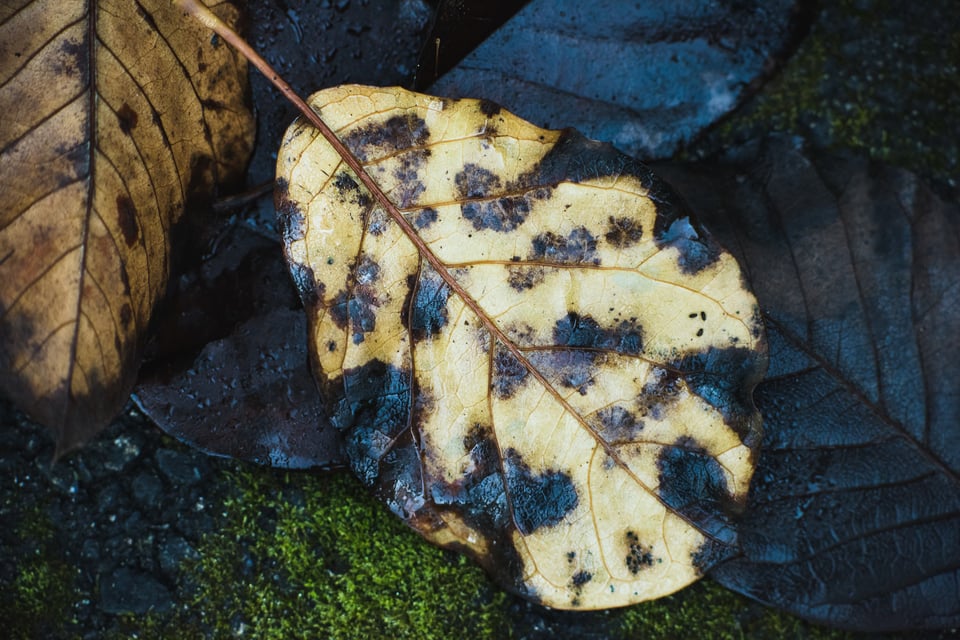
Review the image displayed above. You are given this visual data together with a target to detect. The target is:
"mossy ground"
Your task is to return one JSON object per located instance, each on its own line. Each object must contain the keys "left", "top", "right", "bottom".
{"left": 110, "top": 465, "right": 851, "bottom": 639}
{"left": 693, "top": 0, "right": 960, "bottom": 197}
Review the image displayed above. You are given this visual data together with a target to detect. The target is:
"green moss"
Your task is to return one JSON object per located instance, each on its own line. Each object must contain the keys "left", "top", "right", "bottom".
{"left": 160, "top": 468, "right": 510, "bottom": 640}
{"left": 1, "top": 509, "right": 77, "bottom": 640}
{"left": 701, "top": 0, "right": 960, "bottom": 194}
{"left": 613, "top": 579, "right": 851, "bottom": 640}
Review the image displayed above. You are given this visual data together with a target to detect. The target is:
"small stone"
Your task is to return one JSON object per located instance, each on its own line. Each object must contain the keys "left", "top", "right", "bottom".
{"left": 131, "top": 471, "right": 164, "bottom": 506}
{"left": 103, "top": 435, "right": 142, "bottom": 472}
{"left": 155, "top": 449, "right": 207, "bottom": 486}
{"left": 98, "top": 567, "right": 173, "bottom": 614}
{"left": 158, "top": 535, "right": 199, "bottom": 576}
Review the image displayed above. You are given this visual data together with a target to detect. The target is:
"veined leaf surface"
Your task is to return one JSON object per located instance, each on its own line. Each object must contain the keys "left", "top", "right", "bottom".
{"left": 276, "top": 85, "right": 766, "bottom": 609}
{"left": 0, "top": 0, "right": 253, "bottom": 452}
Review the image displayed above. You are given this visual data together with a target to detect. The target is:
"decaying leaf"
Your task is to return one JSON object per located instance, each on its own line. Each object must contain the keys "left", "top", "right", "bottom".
{"left": 657, "top": 139, "right": 960, "bottom": 631}
{"left": 0, "top": 0, "right": 254, "bottom": 452}
{"left": 428, "top": 0, "right": 812, "bottom": 159}
{"left": 275, "top": 85, "right": 766, "bottom": 609}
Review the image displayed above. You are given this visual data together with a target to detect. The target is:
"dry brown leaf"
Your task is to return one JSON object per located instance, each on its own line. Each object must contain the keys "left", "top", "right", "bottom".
{"left": 0, "top": 0, "right": 253, "bottom": 453}
{"left": 276, "top": 85, "right": 767, "bottom": 609}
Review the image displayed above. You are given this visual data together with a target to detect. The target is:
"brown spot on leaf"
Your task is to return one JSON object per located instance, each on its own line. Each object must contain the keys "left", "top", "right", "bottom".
{"left": 115, "top": 195, "right": 139, "bottom": 247}
{"left": 120, "top": 303, "right": 133, "bottom": 330}
{"left": 116, "top": 103, "right": 138, "bottom": 135}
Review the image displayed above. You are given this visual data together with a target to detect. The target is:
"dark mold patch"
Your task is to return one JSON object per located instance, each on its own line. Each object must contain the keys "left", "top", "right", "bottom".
{"left": 342, "top": 113, "right": 430, "bottom": 162}
{"left": 116, "top": 102, "right": 138, "bottom": 135}
{"left": 656, "top": 437, "right": 737, "bottom": 544}
{"left": 402, "top": 265, "right": 451, "bottom": 341}
{"left": 528, "top": 350, "right": 601, "bottom": 396}
{"left": 507, "top": 265, "right": 545, "bottom": 291}
{"left": 478, "top": 99, "right": 502, "bottom": 117}
{"left": 462, "top": 197, "right": 530, "bottom": 232}
{"left": 354, "top": 255, "right": 381, "bottom": 285}
{"left": 412, "top": 207, "right": 438, "bottom": 229}
{"left": 391, "top": 149, "right": 430, "bottom": 208}
{"left": 119, "top": 303, "right": 133, "bottom": 330}
{"left": 640, "top": 367, "right": 683, "bottom": 420}
{"left": 594, "top": 405, "right": 642, "bottom": 442}
{"left": 492, "top": 344, "right": 529, "bottom": 399}
{"left": 653, "top": 216, "right": 721, "bottom": 275}
{"left": 690, "top": 536, "right": 733, "bottom": 575}
{"left": 374, "top": 429, "right": 426, "bottom": 520}
{"left": 604, "top": 216, "right": 644, "bottom": 248}
{"left": 571, "top": 570, "right": 592, "bottom": 589}
{"left": 288, "top": 263, "right": 322, "bottom": 308}
{"left": 328, "top": 259, "right": 382, "bottom": 343}
{"left": 625, "top": 531, "right": 655, "bottom": 574}
{"left": 274, "top": 178, "right": 307, "bottom": 245}
{"left": 328, "top": 359, "right": 411, "bottom": 485}
{"left": 552, "top": 312, "right": 643, "bottom": 356}
{"left": 670, "top": 346, "right": 764, "bottom": 445}
{"left": 334, "top": 171, "right": 360, "bottom": 194}
{"left": 530, "top": 226, "right": 599, "bottom": 265}
{"left": 115, "top": 195, "right": 139, "bottom": 247}
{"left": 455, "top": 163, "right": 501, "bottom": 198}
{"left": 504, "top": 449, "right": 578, "bottom": 536}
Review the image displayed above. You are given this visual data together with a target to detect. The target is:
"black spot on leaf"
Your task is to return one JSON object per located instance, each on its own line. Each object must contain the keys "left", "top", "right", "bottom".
{"left": 462, "top": 197, "right": 530, "bottom": 232}
{"left": 412, "top": 207, "right": 438, "bottom": 229}
{"left": 328, "top": 360, "right": 411, "bottom": 486}
{"left": 640, "top": 367, "right": 682, "bottom": 420}
{"left": 552, "top": 312, "right": 643, "bottom": 355}
{"left": 530, "top": 226, "right": 599, "bottom": 264}
{"left": 507, "top": 265, "right": 545, "bottom": 291}
{"left": 671, "top": 347, "right": 764, "bottom": 446}
{"left": 455, "top": 163, "right": 501, "bottom": 198}
{"left": 288, "top": 263, "right": 322, "bottom": 308}
{"left": 478, "top": 99, "right": 502, "bottom": 117}
{"left": 115, "top": 195, "right": 139, "bottom": 247}
{"left": 656, "top": 437, "right": 736, "bottom": 544}
{"left": 116, "top": 102, "right": 138, "bottom": 134}
{"left": 625, "top": 531, "right": 655, "bottom": 574}
{"left": 654, "top": 216, "right": 721, "bottom": 274}
{"left": 528, "top": 350, "right": 601, "bottom": 395}
{"left": 392, "top": 149, "right": 430, "bottom": 208}
{"left": 595, "top": 405, "right": 642, "bottom": 441}
{"left": 604, "top": 216, "right": 644, "bottom": 248}
{"left": 343, "top": 113, "right": 430, "bottom": 162}
{"left": 275, "top": 178, "right": 307, "bottom": 245}
{"left": 504, "top": 449, "right": 578, "bottom": 536}
{"left": 571, "top": 570, "right": 592, "bottom": 588}
{"left": 492, "top": 344, "right": 529, "bottom": 398}
{"left": 402, "top": 265, "right": 451, "bottom": 341}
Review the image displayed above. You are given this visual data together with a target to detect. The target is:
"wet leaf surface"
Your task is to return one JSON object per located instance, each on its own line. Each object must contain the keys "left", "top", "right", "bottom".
{"left": 655, "top": 138, "right": 960, "bottom": 631}
{"left": 429, "top": 0, "right": 814, "bottom": 159}
{"left": 276, "top": 85, "right": 766, "bottom": 609}
{"left": 0, "top": 0, "right": 254, "bottom": 453}
{"left": 134, "top": 225, "right": 342, "bottom": 470}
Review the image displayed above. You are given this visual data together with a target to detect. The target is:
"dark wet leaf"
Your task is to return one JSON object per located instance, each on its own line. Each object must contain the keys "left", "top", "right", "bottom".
{"left": 429, "top": 0, "right": 813, "bottom": 159}
{"left": 413, "top": 0, "right": 529, "bottom": 88}
{"left": 275, "top": 85, "right": 766, "bottom": 608}
{"left": 134, "top": 225, "right": 342, "bottom": 470}
{"left": 656, "top": 138, "right": 960, "bottom": 631}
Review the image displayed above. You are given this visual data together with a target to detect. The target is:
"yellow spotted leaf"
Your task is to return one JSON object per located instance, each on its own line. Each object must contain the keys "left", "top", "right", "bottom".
{"left": 276, "top": 85, "right": 766, "bottom": 609}
{"left": 0, "top": 0, "right": 253, "bottom": 453}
